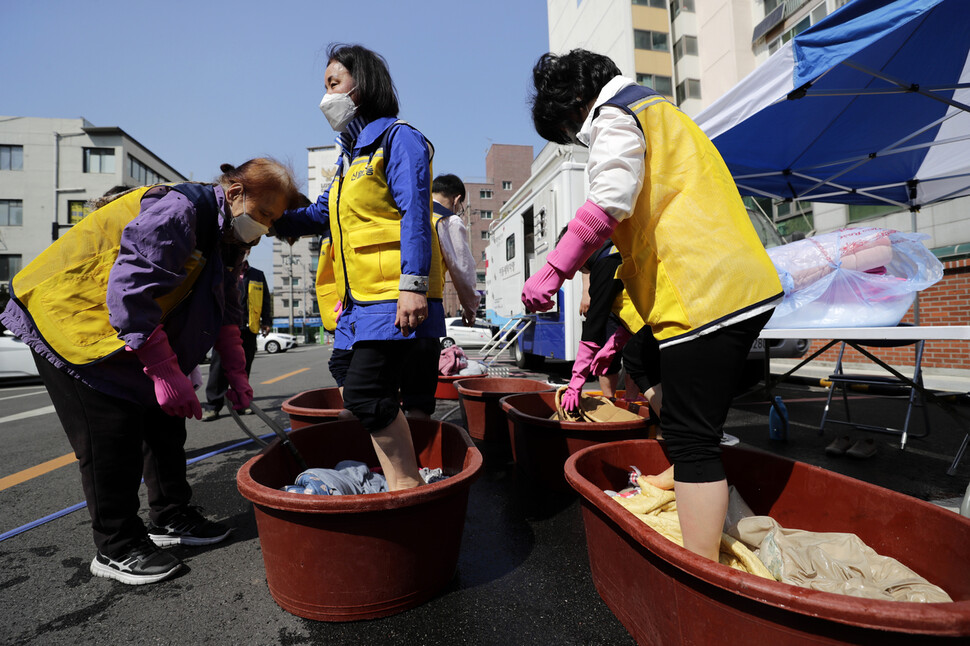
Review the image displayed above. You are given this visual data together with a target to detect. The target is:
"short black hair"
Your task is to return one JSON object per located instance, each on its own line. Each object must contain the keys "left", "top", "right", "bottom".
{"left": 530, "top": 49, "right": 621, "bottom": 144}
{"left": 432, "top": 174, "right": 466, "bottom": 201}
{"left": 327, "top": 43, "right": 399, "bottom": 122}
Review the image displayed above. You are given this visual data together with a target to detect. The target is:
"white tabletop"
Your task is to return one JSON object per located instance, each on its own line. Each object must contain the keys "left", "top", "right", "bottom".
{"left": 760, "top": 325, "right": 970, "bottom": 341}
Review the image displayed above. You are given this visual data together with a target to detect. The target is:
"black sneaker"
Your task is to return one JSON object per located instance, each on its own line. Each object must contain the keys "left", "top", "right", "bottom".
{"left": 148, "top": 506, "right": 231, "bottom": 547}
{"left": 90, "top": 538, "right": 183, "bottom": 585}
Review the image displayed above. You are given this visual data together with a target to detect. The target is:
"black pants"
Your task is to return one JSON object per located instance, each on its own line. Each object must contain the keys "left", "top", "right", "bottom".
{"left": 622, "top": 326, "right": 661, "bottom": 393}
{"left": 660, "top": 310, "right": 773, "bottom": 484}
{"left": 204, "top": 328, "right": 258, "bottom": 412}
{"left": 34, "top": 353, "right": 192, "bottom": 557}
{"left": 341, "top": 338, "right": 438, "bottom": 432}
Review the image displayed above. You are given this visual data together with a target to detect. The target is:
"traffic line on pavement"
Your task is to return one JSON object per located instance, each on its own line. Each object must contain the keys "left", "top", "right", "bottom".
{"left": 0, "top": 389, "right": 48, "bottom": 402}
{"left": 261, "top": 368, "right": 310, "bottom": 385}
{"left": 0, "top": 405, "right": 56, "bottom": 425}
{"left": 0, "top": 452, "right": 76, "bottom": 492}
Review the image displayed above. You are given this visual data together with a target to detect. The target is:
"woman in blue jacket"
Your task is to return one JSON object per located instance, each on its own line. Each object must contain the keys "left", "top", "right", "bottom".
{"left": 274, "top": 44, "right": 444, "bottom": 490}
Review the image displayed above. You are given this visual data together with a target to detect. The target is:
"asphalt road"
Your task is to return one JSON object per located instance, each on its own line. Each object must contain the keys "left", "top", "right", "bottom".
{"left": 1, "top": 343, "right": 968, "bottom": 645}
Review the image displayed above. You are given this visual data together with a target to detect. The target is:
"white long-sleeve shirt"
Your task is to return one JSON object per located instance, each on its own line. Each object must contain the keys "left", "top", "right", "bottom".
{"left": 433, "top": 201, "right": 481, "bottom": 314}
{"left": 577, "top": 76, "right": 646, "bottom": 223}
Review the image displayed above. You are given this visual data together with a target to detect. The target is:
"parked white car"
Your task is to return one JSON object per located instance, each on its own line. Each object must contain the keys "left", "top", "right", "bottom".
{"left": 257, "top": 332, "right": 297, "bottom": 354}
{"left": 0, "top": 330, "right": 39, "bottom": 380}
{"left": 439, "top": 318, "right": 498, "bottom": 350}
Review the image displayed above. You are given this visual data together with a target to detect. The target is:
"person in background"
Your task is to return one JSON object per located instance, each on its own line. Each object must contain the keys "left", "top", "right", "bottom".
{"left": 1, "top": 159, "right": 300, "bottom": 584}
{"left": 273, "top": 43, "right": 444, "bottom": 490}
{"left": 431, "top": 174, "right": 480, "bottom": 328}
{"left": 523, "top": 49, "right": 782, "bottom": 562}
{"left": 388, "top": 173, "right": 484, "bottom": 422}
{"left": 202, "top": 257, "right": 272, "bottom": 421}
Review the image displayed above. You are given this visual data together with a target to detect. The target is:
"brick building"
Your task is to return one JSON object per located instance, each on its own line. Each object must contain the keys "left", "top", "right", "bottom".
{"left": 443, "top": 144, "right": 533, "bottom": 317}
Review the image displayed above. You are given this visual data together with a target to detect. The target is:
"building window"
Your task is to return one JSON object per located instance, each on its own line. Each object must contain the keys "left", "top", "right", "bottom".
{"left": 476, "top": 271, "right": 486, "bottom": 284}
{"left": 480, "top": 189, "right": 493, "bottom": 199}
{"left": 673, "top": 35, "right": 698, "bottom": 62}
{"left": 0, "top": 199, "right": 23, "bottom": 226}
{"left": 0, "top": 145, "right": 23, "bottom": 171}
{"left": 848, "top": 204, "right": 899, "bottom": 224}
{"left": 68, "top": 200, "right": 93, "bottom": 224}
{"left": 670, "top": 0, "right": 694, "bottom": 16}
{"left": 769, "top": 3, "right": 825, "bottom": 53}
{"left": 480, "top": 210, "right": 493, "bottom": 220}
{"left": 83, "top": 147, "right": 115, "bottom": 174}
{"left": 481, "top": 250, "right": 487, "bottom": 261}
{"left": 506, "top": 234, "right": 516, "bottom": 261}
{"left": 0, "top": 254, "right": 22, "bottom": 281}
{"left": 502, "top": 181, "right": 512, "bottom": 190}
{"left": 480, "top": 231, "right": 489, "bottom": 240}
{"left": 637, "top": 73, "right": 673, "bottom": 96}
{"left": 129, "top": 156, "right": 165, "bottom": 186}
{"left": 633, "top": 0, "right": 666, "bottom": 6}
{"left": 676, "top": 78, "right": 702, "bottom": 104}
{"left": 773, "top": 200, "right": 814, "bottom": 238}
{"left": 634, "top": 29, "right": 668, "bottom": 52}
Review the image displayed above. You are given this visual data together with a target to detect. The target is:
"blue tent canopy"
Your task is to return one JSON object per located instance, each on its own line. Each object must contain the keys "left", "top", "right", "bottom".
{"left": 696, "top": 0, "right": 970, "bottom": 212}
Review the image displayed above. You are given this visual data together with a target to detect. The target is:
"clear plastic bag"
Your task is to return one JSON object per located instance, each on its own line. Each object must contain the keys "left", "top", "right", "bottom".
{"left": 765, "top": 227, "right": 943, "bottom": 329}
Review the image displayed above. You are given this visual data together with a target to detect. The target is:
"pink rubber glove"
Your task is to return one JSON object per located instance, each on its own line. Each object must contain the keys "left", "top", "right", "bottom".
{"left": 561, "top": 341, "right": 600, "bottom": 412}
{"left": 334, "top": 300, "right": 343, "bottom": 322}
{"left": 522, "top": 201, "right": 617, "bottom": 312}
{"left": 214, "top": 325, "right": 253, "bottom": 411}
{"left": 131, "top": 325, "right": 202, "bottom": 419}
{"left": 590, "top": 326, "right": 634, "bottom": 376}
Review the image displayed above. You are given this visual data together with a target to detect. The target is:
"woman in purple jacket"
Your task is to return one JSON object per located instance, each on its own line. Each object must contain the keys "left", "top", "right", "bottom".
{"left": 1, "top": 158, "right": 300, "bottom": 585}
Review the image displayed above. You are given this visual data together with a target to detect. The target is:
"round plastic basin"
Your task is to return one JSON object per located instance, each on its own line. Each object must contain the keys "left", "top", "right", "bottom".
{"left": 455, "top": 377, "right": 555, "bottom": 442}
{"left": 499, "top": 390, "right": 652, "bottom": 492}
{"left": 281, "top": 387, "right": 344, "bottom": 429}
{"left": 236, "top": 418, "right": 483, "bottom": 621}
{"left": 565, "top": 439, "right": 970, "bottom": 644}
{"left": 435, "top": 373, "right": 480, "bottom": 400}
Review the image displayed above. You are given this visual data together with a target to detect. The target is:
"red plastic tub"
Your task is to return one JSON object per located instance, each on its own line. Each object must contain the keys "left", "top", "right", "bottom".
{"left": 435, "top": 372, "right": 480, "bottom": 400}
{"left": 281, "top": 387, "right": 345, "bottom": 429}
{"left": 455, "top": 377, "right": 555, "bottom": 442}
{"left": 236, "top": 418, "right": 483, "bottom": 621}
{"left": 565, "top": 439, "right": 970, "bottom": 645}
{"left": 499, "top": 391, "right": 654, "bottom": 492}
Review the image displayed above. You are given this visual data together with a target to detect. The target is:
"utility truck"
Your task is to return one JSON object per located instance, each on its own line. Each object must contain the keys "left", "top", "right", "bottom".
{"left": 483, "top": 142, "right": 807, "bottom": 377}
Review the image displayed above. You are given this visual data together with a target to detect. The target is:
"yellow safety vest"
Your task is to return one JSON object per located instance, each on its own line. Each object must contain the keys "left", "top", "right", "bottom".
{"left": 329, "top": 123, "right": 443, "bottom": 304}
{"left": 603, "top": 86, "right": 782, "bottom": 345}
{"left": 611, "top": 286, "right": 645, "bottom": 335}
{"left": 315, "top": 237, "right": 339, "bottom": 332}
{"left": 10, "top": 185, "right": 211, "bottom": 365}
{"left": 247, "top": 280, "right": 264, "bottom": 334}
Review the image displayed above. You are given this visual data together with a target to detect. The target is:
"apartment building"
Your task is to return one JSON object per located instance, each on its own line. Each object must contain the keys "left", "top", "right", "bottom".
{"left": 459, "top": 144, "right": 533, "bottom": 317}
{"left": 546, "top": 0, "right": 969, "bottom": 259}
{"left": 272, "top": 144, "right": 339, "bottom": 336}
{"left": 0, "top": 116, "right": 185, "bottom": 284}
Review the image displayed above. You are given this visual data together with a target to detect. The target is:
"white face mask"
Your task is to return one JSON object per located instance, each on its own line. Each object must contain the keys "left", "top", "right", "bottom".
{"left": 319, "top": 87, "right": 358, "bottom": 132}
{"left": 231, "top": 194, "right": 269, "bottom": 244}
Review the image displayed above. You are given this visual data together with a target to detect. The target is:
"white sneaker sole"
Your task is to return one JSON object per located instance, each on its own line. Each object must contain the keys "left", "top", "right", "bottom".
{"left": 90, "top": 556, "right": 182, "bottom": 585}
{"left": 149, "top": 528, "right": 231, "bottom": 547}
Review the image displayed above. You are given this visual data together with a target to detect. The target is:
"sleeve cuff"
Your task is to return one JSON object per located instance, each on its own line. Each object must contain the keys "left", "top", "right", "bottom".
{"left": 399, "top": 274, "right": 429, "bottom": 292}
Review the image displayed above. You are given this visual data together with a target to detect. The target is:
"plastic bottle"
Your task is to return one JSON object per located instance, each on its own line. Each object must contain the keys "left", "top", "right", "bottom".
{"left": 768, "top": 395, "right": 789, "bottom": 441}
{"left": 960, "top": 481, "right": 970, "bottom": 518}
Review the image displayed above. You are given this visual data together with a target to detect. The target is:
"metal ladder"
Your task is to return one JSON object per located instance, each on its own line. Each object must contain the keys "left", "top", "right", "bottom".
{"left": 479, "top": 316, "right": 533, "bottom": 366}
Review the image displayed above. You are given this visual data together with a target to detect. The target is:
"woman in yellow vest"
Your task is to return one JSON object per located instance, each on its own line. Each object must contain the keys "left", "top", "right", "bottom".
{"left": 0, "top": 159, "right": 301, "bottom": 585}
{"left": 523, "top": 50, "right": 783, "bottom": 563}
{"left": 273, "top": 44, "right": 443, "bottom": 491}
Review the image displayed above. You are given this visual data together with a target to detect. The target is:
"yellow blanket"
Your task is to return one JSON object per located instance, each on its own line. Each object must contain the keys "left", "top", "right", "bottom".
{"left": 611, "top": 478, "right": 775, "bottom": 580}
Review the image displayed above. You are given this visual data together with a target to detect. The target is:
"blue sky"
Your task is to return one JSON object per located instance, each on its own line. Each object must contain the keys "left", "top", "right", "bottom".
{"left": 2, "top": 0, "right": 550, "bottom": 270}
